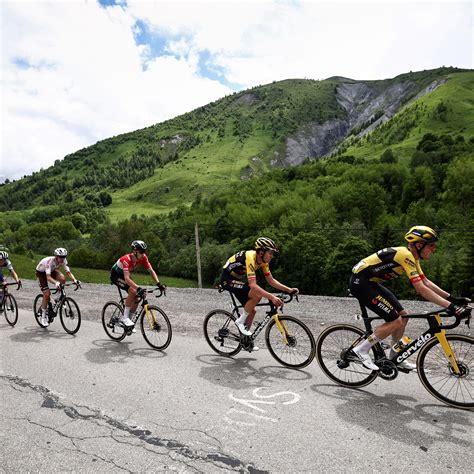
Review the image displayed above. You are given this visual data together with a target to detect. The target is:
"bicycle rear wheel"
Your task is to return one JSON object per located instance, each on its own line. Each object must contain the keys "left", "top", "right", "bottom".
{"left": 203, "top": 309, "right": 242, "bottom": 357}
{"left": 417, "top": 334, "right": 473, "bottom": 409}
{"left": 140, "top": 305, "right": 172, "bottom": 350}
{"left": 265, "top": 316, "right": 316, "bottom": 368}
{"left": 101, "top": 301, "right": 126, "bottom": 341}
{"left": 3, "top": 294, "right": 18, "bottom": 326}
{"left": 59, "top": 297, "right": 81, "bottom": 335}
{"left": 33, "top": 294, "right": 48, "bottom": 328}
{"left": 316, "top": 324, "right": 378, "bottom": 387}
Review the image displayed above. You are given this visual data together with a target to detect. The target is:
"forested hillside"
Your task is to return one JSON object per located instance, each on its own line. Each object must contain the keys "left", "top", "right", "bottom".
{"left": 1, "top": 68, "right": 473, "bottom": 296}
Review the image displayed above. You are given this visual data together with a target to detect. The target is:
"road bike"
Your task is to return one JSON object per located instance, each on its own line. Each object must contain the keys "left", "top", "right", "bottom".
{"left": 315, "top": 296, "right": 473, "bottom": 409}
{"left": 203, "top": 288, "right": 316, "bottom": 368}
{"left": 33, "top": 282, "right": 82, "bottom": 334}
{"left": 0, "top": 281, "right": 21, "bottom": 326}
{"left": 102, "top": 285, "right": 172, "bottom": 350}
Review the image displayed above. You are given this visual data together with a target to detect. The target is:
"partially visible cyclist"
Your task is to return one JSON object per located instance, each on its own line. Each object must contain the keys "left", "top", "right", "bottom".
{"left": 110, "top": 240, "right": 165, "bottom": 328}
{"left": 220, "top": 237, "right": 299, "bottom": 348}
{"left": 349, "top": 226, "right": 471, "bottom": 371}
{"left": 36, "top": 248, "right": 80, "bottom": 326}
{"left": 0, "top": 251, "right": 22, "bottom": 290}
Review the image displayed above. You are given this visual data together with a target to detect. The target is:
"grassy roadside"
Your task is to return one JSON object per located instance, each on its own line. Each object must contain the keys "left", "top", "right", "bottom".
{"left": 8, "top": 253, "right": 200, "bottom": 288}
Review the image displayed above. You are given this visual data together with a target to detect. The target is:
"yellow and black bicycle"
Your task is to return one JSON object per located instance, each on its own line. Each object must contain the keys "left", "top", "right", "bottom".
{"left": 316, "top": 297, "right": 473, "bottom": 410}
{"left": 101, "top": 286, "right": 172, "bottom": 351}
{"left": 203, "top": 288, "right": 316, "bottom": 368}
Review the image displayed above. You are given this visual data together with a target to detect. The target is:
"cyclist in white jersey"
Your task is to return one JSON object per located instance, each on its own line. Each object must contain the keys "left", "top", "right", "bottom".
{"left": 35, "top": 248, "right": 80, "bottom": 326}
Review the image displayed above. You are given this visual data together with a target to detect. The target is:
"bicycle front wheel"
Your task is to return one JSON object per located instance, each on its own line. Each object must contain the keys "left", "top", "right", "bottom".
{"left": 140, "top": 305, "right": 172, "bottom": 350}
{"left": 59, "top": 297, "right": 81, "bottom": 334}
{"left": 265, "top": 316, "right": 316, "bottom": 368}
{"left": 316, "top": 324, "right": 378, "bottom": 388}
{"left": 417, "top": 334, "right": 473, "bottom": 409}
{"left": 33, "top": 294, "right": 48, "bottom": 328}
{"left": 101, "top": 301, "right": 126, "bottom": 341}
{"left": 4, "top": 294, "right": 18, "bottom": 326}
{"left": 203, "top": 309, "right": 242, "bottom": 357}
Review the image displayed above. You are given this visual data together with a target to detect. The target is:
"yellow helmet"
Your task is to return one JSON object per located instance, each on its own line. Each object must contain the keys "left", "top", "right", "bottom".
{"left": 405, "top": 226, "right": 439, "bottom": 244}
{"left": 255, "top": 237, "right": 279, "bottom": 253}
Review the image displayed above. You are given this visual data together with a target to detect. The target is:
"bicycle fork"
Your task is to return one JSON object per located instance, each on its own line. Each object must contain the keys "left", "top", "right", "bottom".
{"left": 273, "top": 313, "right": 289, "bottom": 345}
{"left": 433, "top": 315, "right": 462, "bottom": 375}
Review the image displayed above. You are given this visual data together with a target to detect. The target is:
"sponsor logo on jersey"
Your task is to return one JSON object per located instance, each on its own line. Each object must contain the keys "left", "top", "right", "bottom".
{"left": 404, "top": 258, "right": 416, "bottom": 268}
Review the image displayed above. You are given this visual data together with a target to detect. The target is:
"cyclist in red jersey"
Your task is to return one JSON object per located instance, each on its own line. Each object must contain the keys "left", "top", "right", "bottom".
{"left": 111, "top": 240, "right": 165, "bottom": 327}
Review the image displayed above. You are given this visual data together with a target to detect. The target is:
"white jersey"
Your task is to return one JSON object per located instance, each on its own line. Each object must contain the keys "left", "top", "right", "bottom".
{"left": 36, "top": 256, "right": 70, "bottom": 274}
{"left": 0, "top": 258, "right": 14, "bottom": 275}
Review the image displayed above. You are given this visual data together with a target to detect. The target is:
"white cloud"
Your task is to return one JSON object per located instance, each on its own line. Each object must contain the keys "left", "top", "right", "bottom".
{"left": 1, "top": 0, "right": 472, "bottom": 181}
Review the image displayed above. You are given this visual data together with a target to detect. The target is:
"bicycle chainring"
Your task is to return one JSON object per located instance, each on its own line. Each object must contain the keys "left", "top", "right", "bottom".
{"left": 377, "top": 359, "right": 398, "bottom": 380}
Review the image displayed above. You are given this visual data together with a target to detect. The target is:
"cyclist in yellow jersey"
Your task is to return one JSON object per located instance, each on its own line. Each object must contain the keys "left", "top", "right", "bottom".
{"left": 221, "top": 237, "right": 299, "bottom": 345}
{"left": 349, "top": 225, "right": 471, "bottom": 371}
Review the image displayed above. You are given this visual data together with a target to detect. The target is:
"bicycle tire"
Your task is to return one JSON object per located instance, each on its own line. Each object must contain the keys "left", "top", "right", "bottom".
{"left": 59, "top": 297, "right": 81, "bottom": 335}
{"left": 417, "top": 334, "right": 473, "bottom": 409}
{"left": 265, "top": 316, "right": 316, "bottom": 368}
{"left": 203, "top": 309, "right": 242, "bottom": 357}
{"left": 3, "top": 294, "right": 18, "bottom": 326}
{"left": 316, "top": 324, "right": 378, "bottom": 387}
{"left": 101, "top": 301, "right": 126, "bottom": 341}
{"left": 140, "top": 305, "right": 172, "bottom": 350}
{"left": 33, "top": 294, "right": 49, "bottom": 328}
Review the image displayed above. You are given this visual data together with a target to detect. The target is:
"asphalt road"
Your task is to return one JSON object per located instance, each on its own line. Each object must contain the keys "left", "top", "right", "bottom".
{"left": 1, "top": 304, "right": 473, "bottom": 472}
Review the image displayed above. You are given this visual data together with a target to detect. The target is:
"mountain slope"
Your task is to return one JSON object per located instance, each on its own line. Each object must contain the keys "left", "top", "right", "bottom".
{"left": 1, "top": 67, "right": 472, "bottom": 221}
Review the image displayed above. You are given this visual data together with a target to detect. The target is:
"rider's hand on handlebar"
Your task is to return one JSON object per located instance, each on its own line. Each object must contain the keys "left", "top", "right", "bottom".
{"left": 290, "top": 288, "right": 299, "bottom": 296}
{"left": 55, "top": 281, "right": 61, "bottom": 289}
{"left": 136, "top": 286, "right": 145, "bottom": 298}
{"left": 447, "top": 295, "right": 471, "bottom": 306}
{"left": 270, "top": 295, "right": 284, "bottom": 307}
{"left": 17, "top": 280, "right": 22, "bottom": 289}
{"left": 74, "top": 280, "right": 82, "bottom": 288}
{"left": 447, "top": 303, "right": 471, "bottom": 319}
{"left": 157, "top": 282, "right": 166, "bottom": 292}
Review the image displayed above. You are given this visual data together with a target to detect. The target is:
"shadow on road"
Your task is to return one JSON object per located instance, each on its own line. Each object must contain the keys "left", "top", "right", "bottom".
{"left": 84, "top": 338, "right": 168, "bottom": 365}
{"left": 310, "top": 383, "right": 472, "bottom": 450}
{"left": 196, "top": 353, "right": 313, "bottom": 389}
{"left": 8, "top": 325, "right": 76, "bottom": 343}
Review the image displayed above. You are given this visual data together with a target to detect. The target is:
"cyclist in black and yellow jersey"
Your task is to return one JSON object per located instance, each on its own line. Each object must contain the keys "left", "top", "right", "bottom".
{"left": 349, "top": 225, "right": 471, "bottom": 371}
{"left": 221, "top": 237, "right": 299, "bottom": 345}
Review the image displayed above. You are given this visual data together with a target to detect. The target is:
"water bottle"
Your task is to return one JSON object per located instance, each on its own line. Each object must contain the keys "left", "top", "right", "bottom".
{"left": 392, "top": 335, "right": 412, "bottom": 353}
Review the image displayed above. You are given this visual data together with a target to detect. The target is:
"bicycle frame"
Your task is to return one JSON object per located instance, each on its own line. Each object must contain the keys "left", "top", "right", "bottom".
{"left": 225, "top": 289, "right": 292, "bottom": 343}
{"left": 355, "top": 301, "right": 467, "bottom": 374}
{"left": 0, "top": 282, "right": 18, "bottom": 310}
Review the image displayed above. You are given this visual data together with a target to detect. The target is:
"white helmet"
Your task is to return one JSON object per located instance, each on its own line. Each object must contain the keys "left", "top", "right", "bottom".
{"left": 0, "top": 251, "right": 8, "bottom": 259}
{"left": 54, "top": 248, "right": 68, "bottom": 257}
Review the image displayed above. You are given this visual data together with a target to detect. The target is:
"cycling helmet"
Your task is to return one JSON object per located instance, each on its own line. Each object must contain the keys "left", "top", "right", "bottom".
{"left": 255, "top": 237, "right": 279, "bottom": 253}
{"left": 54, "top": 247, "right": 68, "bottom": 257}
{"left": 404, "top": 226, "right": 439, "bottom": 244}
{"left": 131, "top": 240, "right": 147, "bottom": 252}
{"left": 0, "top": 251, "right": 8, "bottom": 260}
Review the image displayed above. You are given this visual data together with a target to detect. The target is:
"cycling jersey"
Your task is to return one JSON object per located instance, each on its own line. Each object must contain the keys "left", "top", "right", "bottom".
{"left": 0, "top": 258, "right": 14, "bottom": 282}
{"left": 36, "top": 256, "right": 70, "bottom": 274}
{"left": 112, "top": 253, "right": 151, "bottom": 278}
{"left": 352, "top": 247, "right": 425, "bottom": 284}
{"left": 222, "top": 250, "right": 271, "bottom": 281}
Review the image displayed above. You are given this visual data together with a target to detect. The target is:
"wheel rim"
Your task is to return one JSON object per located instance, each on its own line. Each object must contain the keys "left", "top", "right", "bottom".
{"left": 102, "top": 302, "right": 126, "bottom": 341}
{"left": 204, "top": 310, "right": 241, "bottom": 356}
{"left": 418, "top": 336, "right": 473, "bottom": 408}
{"left": 141, "top": 306, "right": 172, "bottom": 350}
{"left": 4, "top": 295, "right": 18, "bottom": 325}
{"left": 60, "top": 298, "right": 81, "bottom": 334}
{"left": 316, "top": 325, "right": 378, "bottom": 387}
{"left": 266, "top": 317, "right": 315, "bottom": 368}
{"left": 33, "top": 294, "right": 48, "bottom": 328}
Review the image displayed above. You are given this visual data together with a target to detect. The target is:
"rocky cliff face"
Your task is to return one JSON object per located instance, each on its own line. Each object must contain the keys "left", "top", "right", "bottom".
{"left": 281, "top": 78, "right": 444, "bottom": 167}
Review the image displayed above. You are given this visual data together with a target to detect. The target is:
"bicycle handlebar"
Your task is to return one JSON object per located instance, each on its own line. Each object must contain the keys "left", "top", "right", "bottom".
{"left": 50, "top": 282, "right": 81, "bottom": 294}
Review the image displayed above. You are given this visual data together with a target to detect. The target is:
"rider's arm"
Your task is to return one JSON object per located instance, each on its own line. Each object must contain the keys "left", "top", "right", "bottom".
{"left": 265, "top": 274, "right": 298, "bottom": 295}
{"left": 412, "top": 279, "right": 450, "bottom": 308}
{"left": 421, "top": 277, "right": 450, "bottom": 299}
{"left": 66, "top": 270, "right": 77, "bottom": 283}
{"left": 10, "top": 269, "right": 20, "bottom": 283}
{"left": 248, "top": 278, "right": 280, "bottom": 303}
{"left": 147, "top": 267, "right": 160, "bottom": 285}
{"left": 123, "top": 271, "right": 139, "bottom": 291}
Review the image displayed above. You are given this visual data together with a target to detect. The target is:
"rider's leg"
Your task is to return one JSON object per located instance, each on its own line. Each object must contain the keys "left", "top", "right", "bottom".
{"left": 243, "top": 289, "right": 261, "bottom": 328}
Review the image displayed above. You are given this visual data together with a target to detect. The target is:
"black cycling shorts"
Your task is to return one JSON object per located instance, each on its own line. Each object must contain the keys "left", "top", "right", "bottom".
{"left": 349, "top": 274, "right": 403, "bottom": 322}
{"left": 110, "top": 270, "right": 130, "bottom": 292}
{"left": 220, "top": 274, "right": 250, "bottom": 306}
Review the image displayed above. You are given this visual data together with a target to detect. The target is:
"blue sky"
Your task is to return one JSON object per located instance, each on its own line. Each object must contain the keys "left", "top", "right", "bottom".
{"left": 1, "top": 0, "right": 472, "bottom": 181}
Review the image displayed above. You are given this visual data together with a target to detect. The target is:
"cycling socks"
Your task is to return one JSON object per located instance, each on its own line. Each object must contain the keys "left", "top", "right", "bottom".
{"left": 235, "top": 310, "right": 248, "bottom": 325}
{"left": 123, "top": 307, "right": 131, "bottom": 319}
{"left": 356, "top": 333, "right": 381, "bottom": 354}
